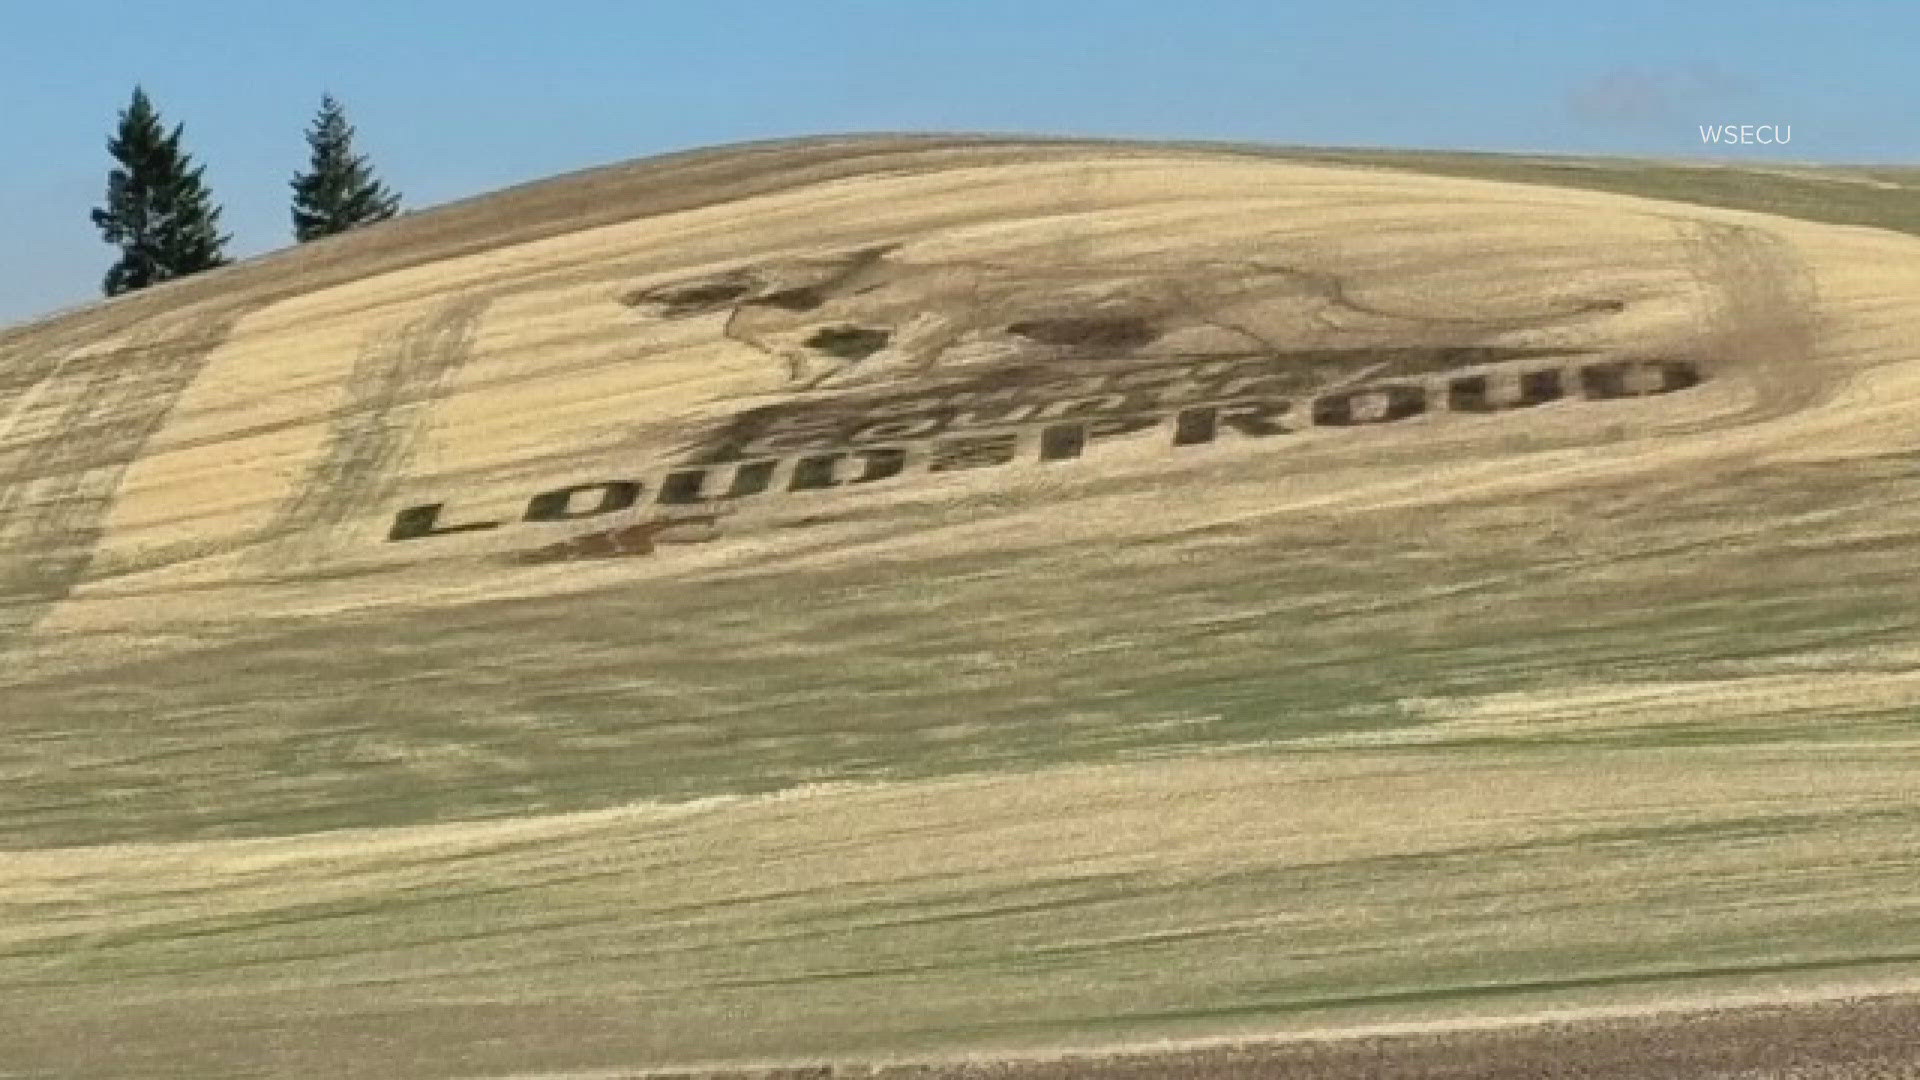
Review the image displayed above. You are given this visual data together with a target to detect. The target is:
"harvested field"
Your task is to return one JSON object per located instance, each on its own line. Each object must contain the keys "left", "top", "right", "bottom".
{"left": 2, "top": 136, "right": 1919, "bottom": 1077}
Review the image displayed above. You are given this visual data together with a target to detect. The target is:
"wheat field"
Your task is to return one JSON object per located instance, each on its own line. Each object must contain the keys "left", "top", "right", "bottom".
{"left": 2, "top": 136, "right": 1918, "bottom": 1077}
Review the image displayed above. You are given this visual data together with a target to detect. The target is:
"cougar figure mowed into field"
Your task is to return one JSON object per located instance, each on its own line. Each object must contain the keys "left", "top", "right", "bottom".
{"left": 626, "top": 244, "right": 1626, "bottom": 393}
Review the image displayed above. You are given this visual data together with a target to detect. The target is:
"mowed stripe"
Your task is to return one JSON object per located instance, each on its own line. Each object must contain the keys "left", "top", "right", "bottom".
{"left": 0, "top": 307, "right": 250, "bottom": 643}
{"left": 2, "top": 746, "right": 1919, "bottom": 1075}
{"left": 264, "top": 295, "right": 492, "bottom": 560}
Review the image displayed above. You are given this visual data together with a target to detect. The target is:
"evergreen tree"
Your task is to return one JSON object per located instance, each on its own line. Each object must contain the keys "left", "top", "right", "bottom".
{"left": 90, "top": 87, "right": 231, "bottom": 297}
{"left": 290, "top": 94, "right": 401, "bottom": 242}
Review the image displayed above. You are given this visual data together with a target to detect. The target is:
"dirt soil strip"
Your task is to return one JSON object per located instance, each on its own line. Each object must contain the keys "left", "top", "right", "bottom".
{"left": 687, "top": 996, "right": 1920, "bottom": 1079}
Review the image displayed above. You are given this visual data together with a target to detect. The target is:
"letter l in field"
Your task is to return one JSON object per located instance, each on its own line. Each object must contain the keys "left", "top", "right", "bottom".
{"left": 388, "top": 503, "right": 503, "bottom": 542}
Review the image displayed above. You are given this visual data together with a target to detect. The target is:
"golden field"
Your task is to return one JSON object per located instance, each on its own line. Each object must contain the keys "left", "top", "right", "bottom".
{"left": 2, "top": 136, "right": 1918, "bottom": 1077}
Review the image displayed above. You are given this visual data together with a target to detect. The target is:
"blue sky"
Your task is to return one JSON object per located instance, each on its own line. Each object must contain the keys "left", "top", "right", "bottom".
{"left": 3, "top": 1, "right": 1913, "bottom": 326}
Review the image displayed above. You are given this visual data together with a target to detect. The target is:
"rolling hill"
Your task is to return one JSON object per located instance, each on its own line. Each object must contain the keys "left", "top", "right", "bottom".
{"left": 3, "top": 135, "right": 1919, "bottom": 1078}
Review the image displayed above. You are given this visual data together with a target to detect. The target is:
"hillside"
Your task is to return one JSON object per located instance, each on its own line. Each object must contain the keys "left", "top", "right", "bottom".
{"left": 3, "top": 136, "right": 1918, "bottom": 1078}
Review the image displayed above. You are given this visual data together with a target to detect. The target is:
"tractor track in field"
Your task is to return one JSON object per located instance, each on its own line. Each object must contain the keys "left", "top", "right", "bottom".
{"left": 258, "top": 294, "right": 491, "bottom": 565}
{"left": 0, "top": 304, "right": 250, "bottom": 646}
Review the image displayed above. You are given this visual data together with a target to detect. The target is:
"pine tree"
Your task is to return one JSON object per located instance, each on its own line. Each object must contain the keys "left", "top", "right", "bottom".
{"left": 290, "top": 94, "right": 401, "bottom": 242}
{"left": 90, "top": 87, "right": 231, "bottom": 297}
